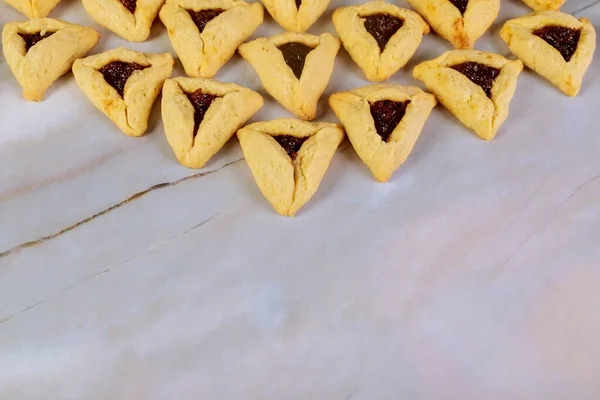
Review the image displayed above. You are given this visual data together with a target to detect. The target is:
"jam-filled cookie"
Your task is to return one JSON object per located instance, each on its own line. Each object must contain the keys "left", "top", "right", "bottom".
{"left": 73, "top": 47, "right": 174, "bottom": 137}
{"left": 159, "top": 0, "right": 263, "bottom": 78}
{"left": 2, "top": 18, "right": 100, "bottom": 102}
{"left": 500, "top": 11, "right": 596, "bottom": 97}
{"left": 81, "top": 0, "right": 164, "bottom": 42}
{"left": 237, "top": 119, "right": 344, "bottom": 216}
{"left": 162, "top": 77, "right": 264, "bottom": 168}
{"left": 2, "top": 0, "right": 63, "bottom": 19}
{"left": 406, "top": 0, "right": 499, "bottom": 49}
{"left": 238, "top": 32, "right": 340, "bottom": 120}
{"left": 413, "top": 50, "right": 523, "bottom": 140}
{"left": 329, "top": 84, "right": 436, "bottom": 182}
{"left": 261, "top": 0, "right": 329, "bottom": 32}
{"left": 521, "top": 0, "right": 564, "bottom": 12}
{"left": 333, "top": 1, "right": 429, "bottom": 82}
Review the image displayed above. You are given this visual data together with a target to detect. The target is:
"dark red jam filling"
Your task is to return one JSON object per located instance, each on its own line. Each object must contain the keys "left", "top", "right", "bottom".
{"left": 273, "top": 135, "right": 309, "bottom": 159}
{"left": 188, "top": 9, "right": 225, "bottom": 33}
{"left": 277, "top": 42, "right": 314, "bottom": 79}
{"left": 533, "top": 25, "right": 581, "bottom": 62}
{"left": 450, "top": 62, "right": 500, "bottom": 98}
{"left": 363, "top": 14, "right": 404, "bottom": 52}
{"left": 120, "top": 0, "right": 137, "bottom": 13}
{"left": 98, "top": 61, "right": 148, "bottom": 97}
{"left": 19, "top": 32, "right": 55, "bottom": 52}
{"left": 186, "top": 89, "right": 217, "bottom": 137}
{"left": 370, "top": 100, "right": 411, "bottom": 142}
{"left": 449, "top": 0, "right": 468, "bottom": 15}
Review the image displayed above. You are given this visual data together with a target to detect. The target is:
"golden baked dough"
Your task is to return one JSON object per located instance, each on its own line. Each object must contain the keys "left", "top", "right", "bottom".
{"left": 521, "top": 0, "right": 564, "bottom": 11}
{"left": 162, "top": 77, "right": 264, "bottom": 168}
{"left": 237, "top": 119, "right": 344, "bottom": 216}
{"left": 2, "top": 0, "right": 63, "bottom": 19}
{"left": 333, "top": 1, "right": 429, "bottom": 82}
{"left": 261, "top": 0, "right": 329, "bottom": 32}
{"left": 72, "top": 47, "right": 174, "bottom": 137}
{"left": 329, "top": 84, "right": 436, "bottom": 182}
{"left": 159, "top": 0, "right": 263, "bottom": 78}
{"left": 238, "top": 32, "right": 340, "bottom": 121}
{"left": 413, "top": 50, "right": 523, "bottom": 140}
{"left": 2, "top": 18, "right": 100, "bottom": 102}
{"left": 500, "top": 11, "right": 596, "bottom": 97}
{"left": 406, "top": 0, "right": 499, "bottom": 49}
{"left": 81, "top": 0, "right": 164, "bottom": 42}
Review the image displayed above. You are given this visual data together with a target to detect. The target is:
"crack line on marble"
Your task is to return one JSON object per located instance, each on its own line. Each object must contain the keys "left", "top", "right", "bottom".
{"left": 0, "top": 214, "right": 217, "bottom": 324}
{"left": 0, "top": 159, "right": 242, "bottom": 259}
{"left": 560, "top": 172, "right": 600, "bottom": 207}
{"left": 573, "top": 0, "right": 600, "bottom": 14}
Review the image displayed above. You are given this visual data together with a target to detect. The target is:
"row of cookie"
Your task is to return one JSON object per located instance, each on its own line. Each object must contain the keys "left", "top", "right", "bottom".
{"left": 2, "top": 0, "right": 566, "bottom": 45}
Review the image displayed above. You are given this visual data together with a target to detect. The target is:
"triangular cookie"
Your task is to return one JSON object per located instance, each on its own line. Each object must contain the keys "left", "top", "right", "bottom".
{"left": 81, "top": 0, "right": 164, "bottom": 42}
{"left": 333, "top": 1, "right": 429, "bottom": 82}
{"left": 162, "top": 77, "right": 264, "bottom": 168}
{"left": 500, "top": 11, "right": 596, "bottom": 97}
{"left": 72, "top": 47, "right": 174, "bottom": 137}
{"left": 159, "top": 0, "right": 263, "bottom": 78}
{"left": 521, "top": 0, "right": 564, "bottom": 11}
{"left": 329, "top": 84, "right": 436, "bottom": 182}
{"left": 2, "top": 0, "right": 63, "bottom": 19}
{"left": 261, "top": 0, "right": 329, "bottom": 32}
{"left": 406, "top": 0, "right": 499, "bottom": 49}
{"left": 238, "top": 32, "right": 340, "bottom": 120}
{"left": 413, "top": 50, "right": 523, "bottom": 140}
{"left": 237, "top": 119, "right": 344, "bottom": 216}
{"left": 2, "top": 18, "right": 100, "bottom": 102}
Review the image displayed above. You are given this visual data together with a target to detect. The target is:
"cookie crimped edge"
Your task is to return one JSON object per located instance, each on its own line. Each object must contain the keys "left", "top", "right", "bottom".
{"left": 333, "top": 1, "right": 429, "bottom": 82}
{"left": 499, "top": 11, "right": 596, "bottom": 97}
{"left": 237, "top": 119, "right": 344, "bottom": 216}
{"left": 413, "top": 50, "right": 523, "bottom": 140}
{"left": 330, "top": 84, "right": 437, "bottom": 182}
{"left": 261, "top": 0, "right": 330, "bottom": 32}
{"left": 159, "top": 0, "right": 263, "bottom": 78}
{"left": 406, "top": 0, "right": 499, "bottom": 49}
{"left": 238, "top": 32, "right": 340, "bottom": 120}
{"left": 162, "top": 77, "right": 264, "bottom": 168}
{"left": 2, "top": 18, "right": 100, "bottom": 101}
{"left": 72, "top": 47, "right": 174, "bottom": 136}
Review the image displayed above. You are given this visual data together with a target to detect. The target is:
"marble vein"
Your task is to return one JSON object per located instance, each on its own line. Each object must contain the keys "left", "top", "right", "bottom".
{"left": 0, "top": 159, "right": 242, "bottom": 259}
{"left": 560, "top": 172, "right": 600, "bottom": 207}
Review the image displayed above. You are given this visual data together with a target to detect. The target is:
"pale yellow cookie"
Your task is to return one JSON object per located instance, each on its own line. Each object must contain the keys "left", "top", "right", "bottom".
{"left": 2, "top": 0, "right": 63, "bottom": 19}
{"left": 73, "top": 47, "right": 174, "bottom": 137}
{"left": 238, "top": 32, "right": 340, "bottom": 120}
{"left": 521, "top": 0, "right": 564, "bottom": 11}
{"left": 237, "top": 119, "right": 344, "bottom": 216}
{"left": 162, "top": 77, "right": 264, "bottom": 168}
{"left": 159, "top": 0, "right": 263, "bottom": 78}
{"left": 2, "top": 18, "right": 100, "bottom": 102}
{"left": 500, "top": 11, "right": 596, "bottom": 97}
{"left": 330, "top": 84, "right": 436, "bottom": 182}
{"left": 406, "top": 0, "right": 499, "bottom": 49}
{"left": 413, "top": 50, "right": 523, "bottom": 140}
{"left": 333, "top": 1, "right": 429, "bottom": 82}
{"left": 81, "top": 0, "right": 164, "bottom": 42}
{"left": 261, "top": 0, "right": 329, "bottom": 32}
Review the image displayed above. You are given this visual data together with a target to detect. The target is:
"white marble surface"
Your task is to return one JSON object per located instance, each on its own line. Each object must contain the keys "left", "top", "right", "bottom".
{"left": 1, "top": 0, "right": 600, "bottom": 397}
